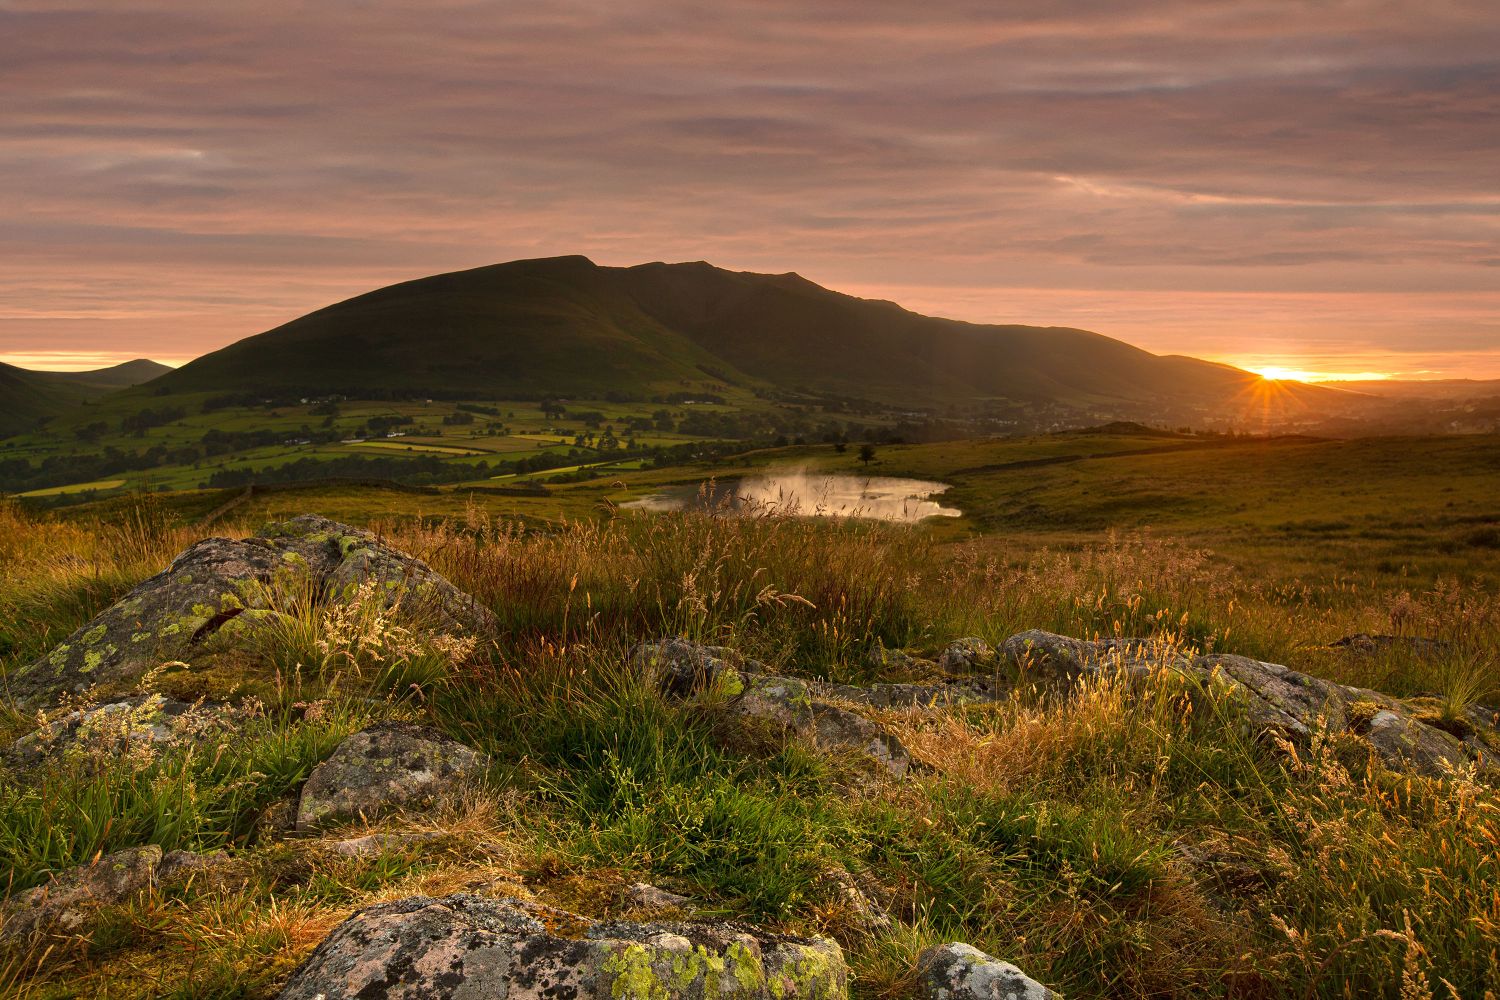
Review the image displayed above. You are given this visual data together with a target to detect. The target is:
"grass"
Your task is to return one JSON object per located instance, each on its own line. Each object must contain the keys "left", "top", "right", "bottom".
{"left": 15, "top": 480, "right": 126, "bottom": 499}
{"left": 1, "top": 443, "right": 1499, "bottom": 997}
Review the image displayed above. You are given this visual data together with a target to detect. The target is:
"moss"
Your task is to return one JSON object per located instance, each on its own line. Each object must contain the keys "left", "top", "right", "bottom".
{"left": 82, "top": 649, "right": 105, "bottom": 674}
{"left": 49, "top": 644, "right": 72, "bottom": 668}
{"left": 131, "top": 631, "right": 152, "bottom": 644}
{"left": 83, "top": 624, "right": 109, "bottom": 645}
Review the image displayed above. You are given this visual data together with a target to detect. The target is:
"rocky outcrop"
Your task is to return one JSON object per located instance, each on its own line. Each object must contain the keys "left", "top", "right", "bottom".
{"left": 1001, "top": 630, "right": 1485, "bottom": 779}
{"left": 1, "top": 846, "right": 162, "bottom": 941}
{"left": 916, "top": 943, "right": 1055, "bottom": 1000}
{"left": 276, "top": 893, "right": 847, "bottom": 1000}
{"left": 297, "top": 722, "right": 489, "bottom": 832}
{"left": 10, "top": 515, "right": 495, "bottom": 708}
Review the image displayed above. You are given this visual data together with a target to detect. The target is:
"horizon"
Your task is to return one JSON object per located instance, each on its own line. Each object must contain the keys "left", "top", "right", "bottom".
{"left": 2, "top": 3, "right": 1497, "bottom": 379}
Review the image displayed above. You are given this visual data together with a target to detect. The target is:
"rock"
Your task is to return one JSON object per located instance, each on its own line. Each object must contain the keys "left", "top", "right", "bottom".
{"left": 1, "top": 846, "right": 161, "bottom": 941}
{"left": 817, "top": 680, "right": 997, "bottom": 710}
{"left": 937, "top": 638, "right": 995, "bottom": 673}
{"left": 1364, "top": 710, "right": 1468, "bottom": 777}
{"left": 276, "top": 893, "right": 847, "bottom": 1000}
{"left": 864, "top": 644, "right": 938, "bottom": 675}
{"left": 732, "top": 673, "right": 912, "bottom": 778}
{"left": 637, "top": 639, "right": 913, "bottom": 778}
{"left": 811, "top": 704, "right": 911, "bottom": 778}
{"left": 916, "top": 942, "right": 1055, "bottom": 1000}
{"left": 1001, "top": 630, "right": 1090, "bottom": 681}
{"left": 1002, "top": 630, "right": 1188, "bottom": 684}
{"left": 631, "top": 637, "right": 764, "bottom": 697}
{"left": 4, "top": 695, "right": 204, "bottom": 769}
{"left": 328, "top": 832, "right": 445, "bottom": 859}
{"left": 156, "top": 849, "right": 231, "bottom": 885}
{"left": 12, "top": 515, "right": 495, "bottom": 708}
{"left": 732, "top": 673, "right": 818, "bottom": 728}
{"left": 1190, "top": 653, "right": 1351, "bottom": 738}
{"left": 620, "top": 882, "right": 694, "bottom": 911}
{"left": 296, "top": 722, "right": 488, "bottom": 832}
{"left": 1329, "top": 633, "right": 1450, "bottom": 659}
{"left": 821, "top": 869, "right": 891, "bottom": 934}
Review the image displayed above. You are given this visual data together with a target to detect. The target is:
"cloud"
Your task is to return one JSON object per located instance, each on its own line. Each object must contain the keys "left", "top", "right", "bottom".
{"left": 0, "top": 1, "right": 1496, "bottom": 373}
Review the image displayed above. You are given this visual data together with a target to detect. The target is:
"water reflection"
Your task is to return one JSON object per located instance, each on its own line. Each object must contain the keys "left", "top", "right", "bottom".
{"left": 625, "top": 471, "right": 961, "bottom": 523}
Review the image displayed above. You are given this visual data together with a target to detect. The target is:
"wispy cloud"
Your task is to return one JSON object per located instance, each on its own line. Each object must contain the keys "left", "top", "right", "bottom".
{"left": 1, "top": 1, "right": 1496, "bottom": 373}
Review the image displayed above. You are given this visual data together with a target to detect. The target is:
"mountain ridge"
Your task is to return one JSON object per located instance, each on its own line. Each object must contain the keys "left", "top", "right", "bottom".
{"left": 152, "top": 256, "right": 1330, "bottom": 420}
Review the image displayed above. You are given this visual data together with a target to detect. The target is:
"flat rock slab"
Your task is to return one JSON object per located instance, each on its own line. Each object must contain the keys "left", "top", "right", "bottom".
{"left": 917, "top": 943, "right": 1055, "bottom": 1000}
{"left": 11, "top": 515, "right": 495, "bottom": 708}
{"left": 277, "top": 893, "right": 847, "bottom": 1000}
{"left": 297, "top": 722, "right": 489, "bottom": 831}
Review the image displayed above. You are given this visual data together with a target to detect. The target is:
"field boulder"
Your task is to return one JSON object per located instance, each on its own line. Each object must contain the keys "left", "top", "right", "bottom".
{"left": 916, "top": 942, "right": 1055, "bottom": 1000}
{"left": 633, "top": 640, "right": 912, "bottom": 778}
{"left": 297, "top": 722, "right": 488, "bottom": 832}
{"left": 1000, "top": 630, "right": 1486, "bottom": 778}
{"left": 10, "top": 515, "right": 494, "bottom": 707}
{"left": 276, "top": 893, "right": 848, "bottom": 1000}
{"left": 1, "top": 846, "right": 162, "bottom": 942}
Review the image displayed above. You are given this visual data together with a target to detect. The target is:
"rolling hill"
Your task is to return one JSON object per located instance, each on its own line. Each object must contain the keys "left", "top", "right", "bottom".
{"left": 155, "top": 256, "right": 1331, "bottom": 418}
{"left": 0, "top": 359, "right": 172, "bottom": 436}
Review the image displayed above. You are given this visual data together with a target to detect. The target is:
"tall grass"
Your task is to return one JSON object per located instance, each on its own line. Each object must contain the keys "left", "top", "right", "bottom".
{"left": 1, "top": 501, "right": 1498, "bottom": 998}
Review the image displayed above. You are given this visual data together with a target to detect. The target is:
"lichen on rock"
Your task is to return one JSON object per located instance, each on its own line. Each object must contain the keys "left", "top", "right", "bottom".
{"left": 14, "top": 515, "right": 496, "bottom": 708}
{"left": 276, "top": 893, "right": 848, "bottom": 999}
{"left": 296, "top": 721, "right": 489, "bottom": 832}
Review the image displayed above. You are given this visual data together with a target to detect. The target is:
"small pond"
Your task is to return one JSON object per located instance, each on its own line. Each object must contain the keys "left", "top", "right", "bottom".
{"left": 624, "top": 471, "right": 961, "bottom": 523}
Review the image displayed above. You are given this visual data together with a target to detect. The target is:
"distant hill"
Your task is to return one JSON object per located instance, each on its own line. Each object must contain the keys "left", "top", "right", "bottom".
{"left": 155, "top": 256, "right": 1331, "bottom": 418}
{"left": 0, "top": 359, "right": 172, "bottom": 436}
{"left": 1323, "top": 378, "right": 1500, "bottom": 400}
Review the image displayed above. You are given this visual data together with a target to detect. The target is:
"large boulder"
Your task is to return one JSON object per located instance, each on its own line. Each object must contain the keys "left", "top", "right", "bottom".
{"left": 296, "top": 722, "right": 489, "bottom": 832}
{"left": 10, "top": 515, "right": 495, "bottom": 708}
{"left": 276, "top": 893, "right": 847, "bottom": 1000}
{"left": 1, "top": 846, "right": 162, "bottom": 942}
{"left": 916, "top": 942, "right": 1055, "bottom": 1000}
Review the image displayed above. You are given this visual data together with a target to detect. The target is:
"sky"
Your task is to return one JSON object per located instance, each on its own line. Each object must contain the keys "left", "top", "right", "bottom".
{"left": 1, "top": 1, "right": 1497, "bottom": 380}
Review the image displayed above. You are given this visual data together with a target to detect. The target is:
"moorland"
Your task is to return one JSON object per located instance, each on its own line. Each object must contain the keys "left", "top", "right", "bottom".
{"left": 2, "top": 259, "right": 1499, "bottom": 999}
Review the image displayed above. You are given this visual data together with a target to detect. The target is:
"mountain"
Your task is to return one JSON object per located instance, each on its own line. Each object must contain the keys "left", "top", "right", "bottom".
{"left": 0, "top": 359, "right": 173, "bottom": 437}
{"left": 155, "top": 256, "right": 1331, "bottom": 419}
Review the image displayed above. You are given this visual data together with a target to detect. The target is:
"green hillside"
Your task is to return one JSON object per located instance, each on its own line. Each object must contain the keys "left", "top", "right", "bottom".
{"left": 157, "top": 256, "right": 1331, "bottom": 416}
{"left": 0, "top": 360, "right": 171, "bottom": 437}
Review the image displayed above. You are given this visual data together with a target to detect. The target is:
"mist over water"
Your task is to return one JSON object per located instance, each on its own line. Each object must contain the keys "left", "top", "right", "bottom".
{"left": 625, "top": 471, "right": 961, "bottom": 523}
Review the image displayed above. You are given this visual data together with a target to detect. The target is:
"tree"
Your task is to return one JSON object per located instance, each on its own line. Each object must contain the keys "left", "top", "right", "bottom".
{"left": 858, "top": 444, "right": 876, "bottom": 467}
{"left": 833, "top": 441, "right": 848, "bottom": 454}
